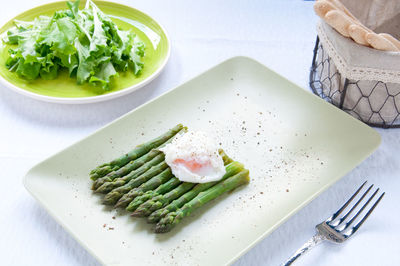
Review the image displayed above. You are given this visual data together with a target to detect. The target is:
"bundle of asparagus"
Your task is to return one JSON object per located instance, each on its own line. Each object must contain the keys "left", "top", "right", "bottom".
{"left": 90, "top": 124, "right": 249, "bottom": 233}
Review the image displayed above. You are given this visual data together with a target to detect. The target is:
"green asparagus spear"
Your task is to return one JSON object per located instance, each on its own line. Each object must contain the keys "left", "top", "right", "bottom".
{"left": 114, "top": 169, "right": 178, "bottom": 207}
{"left": 92, "top": 128, "right": 186, "bottom": 190}
{"left": 103, "top": 162, "right": 169, "bottom": 205}
{"left": 90, "top": 124, "right": 184, "bottom": 180}
{"left": 123, "top": 177, "right": 181, "bottom": 210}
{"left": 147, "top": 161, "right": 244, "bottom": 223}
{"left": 155, "top": 169, "right": 249, "bottom": 233}
{"left": 126, "top": 149, "right": 233, "bottom": 212}
{"left": 92, "top": 150, "right": 159, "bottom": 190}
{"left": 90, "top": 165, "right": 120, "bottom": 180}
{"left": 132, "top": 182, "right": 196, "bottom": 217}
{"left": 95, "top": 153, "right": 165, "bottom": 193}
{"left": 219, "top": 149, "right": 233, "bottom": 165}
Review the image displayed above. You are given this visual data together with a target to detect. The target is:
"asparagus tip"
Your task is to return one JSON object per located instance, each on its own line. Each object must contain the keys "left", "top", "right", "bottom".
{"left": 114, "top": 200, "right": 126, "bottom": 209}
{"left": 94, "top": 187, "right": 104, "bottom": 193}
{"left": 154, "top": 224, "right": 172, "bottom": 233}
{"left": 103, "top": 193, "right": 119, "bottom": 205}
{"left": 154, "top": 212, "right": 177, "bottom": 233}
{"left": 131, "top": 211, "right": 145, "bottom": 217}
{"left": 95, "top": 182, "right": 112, "bottom": 194}
{"left": 147, "top": 213, "right": 161, "bottom": 223}
{"left": 90, "top": 170, "right": 96, "bottom": 175}
{"left": 103, "top": 199, "right": 115, "bottom": 205}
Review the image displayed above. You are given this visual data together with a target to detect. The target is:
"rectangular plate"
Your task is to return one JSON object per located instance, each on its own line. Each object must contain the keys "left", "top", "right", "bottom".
{"left": 24, "top": 56, "right": 380, "bottom": 265}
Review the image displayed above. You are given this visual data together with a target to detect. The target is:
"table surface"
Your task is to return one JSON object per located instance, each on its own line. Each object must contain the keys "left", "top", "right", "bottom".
{"left": 0, "top": 0, "right": 399, "bottom": 265}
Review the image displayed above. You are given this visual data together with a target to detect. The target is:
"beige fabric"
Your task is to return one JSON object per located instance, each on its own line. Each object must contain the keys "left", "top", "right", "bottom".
{"left": 341, "top": 0, "right": 400, "bottom": 37}
{"left": 317, "top": 21, "right": 400, "bottom": 84}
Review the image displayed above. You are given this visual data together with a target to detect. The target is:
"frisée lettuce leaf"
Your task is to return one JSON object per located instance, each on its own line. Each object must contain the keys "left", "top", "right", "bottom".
{"left": 3, "top": 0, "right": 145, "bottom": 90}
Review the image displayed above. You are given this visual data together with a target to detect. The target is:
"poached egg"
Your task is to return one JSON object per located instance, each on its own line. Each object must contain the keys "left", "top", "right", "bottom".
{"left": 159, "top": 131, "right": 226, "bottom": 183}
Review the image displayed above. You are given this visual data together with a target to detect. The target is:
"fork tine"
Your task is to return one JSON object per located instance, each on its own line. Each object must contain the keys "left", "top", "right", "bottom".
{"left": 329, "top": 181, "right": 367, "bottom": 222}
{"left": 341, "top": 188, "right": 380, "bottom": 232}
{"left": 334, "top": 184, "right": 373, "bottom": 226}
{"left": 350, "top": 192, "right": 385, "bottom": 235}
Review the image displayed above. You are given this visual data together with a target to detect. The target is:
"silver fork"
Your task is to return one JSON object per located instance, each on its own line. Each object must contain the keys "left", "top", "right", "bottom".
{"left": 282, "top": 181, "right": 385, "bottom": 266}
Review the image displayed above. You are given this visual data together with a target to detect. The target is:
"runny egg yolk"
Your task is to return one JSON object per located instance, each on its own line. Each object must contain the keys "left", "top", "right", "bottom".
{"left": 173, "top": 158, "right": 207, "bottom": 172}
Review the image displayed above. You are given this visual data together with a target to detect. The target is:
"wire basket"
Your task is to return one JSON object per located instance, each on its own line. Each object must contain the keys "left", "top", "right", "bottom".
{"left": 310, "top": 36, "right": 400, "bottom": 128}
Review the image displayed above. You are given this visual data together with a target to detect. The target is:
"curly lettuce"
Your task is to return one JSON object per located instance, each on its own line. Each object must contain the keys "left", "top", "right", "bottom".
{"left": 3, "top": 0, "right": 145, "bottom": 90}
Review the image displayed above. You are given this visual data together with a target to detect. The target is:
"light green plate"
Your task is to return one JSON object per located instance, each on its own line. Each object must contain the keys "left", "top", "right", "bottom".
{"left": 23, "top": 57, "right": 380, "bottom": 265}
{"left": 0, "top": 1, "right": 170, "bottom": 103}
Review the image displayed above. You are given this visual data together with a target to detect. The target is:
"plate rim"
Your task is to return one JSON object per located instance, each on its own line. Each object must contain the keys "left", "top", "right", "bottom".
{"left": 23, "top": 55, "right": 381, "bottom": 265}
{"left": 0, "top": 0, "right": 171, "bottom": 104}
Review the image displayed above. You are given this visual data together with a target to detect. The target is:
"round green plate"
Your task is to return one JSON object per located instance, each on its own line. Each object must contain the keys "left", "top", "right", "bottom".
{"left": 0, "top": 1, "right": 170, "bottom": 103}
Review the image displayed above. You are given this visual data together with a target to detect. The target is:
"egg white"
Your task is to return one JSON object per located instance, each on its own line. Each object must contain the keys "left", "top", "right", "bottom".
{"left": 159, "top": 131, "right": 226, "bottom": 183}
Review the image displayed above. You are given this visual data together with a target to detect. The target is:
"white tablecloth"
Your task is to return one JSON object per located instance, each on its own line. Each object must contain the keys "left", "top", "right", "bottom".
{"left": 0, "top": 0, "right": 399, "bottom": 265}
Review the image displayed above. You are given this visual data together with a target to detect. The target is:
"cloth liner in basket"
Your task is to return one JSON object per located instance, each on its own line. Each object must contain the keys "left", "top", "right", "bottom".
{"left": 310, "top": 0, "right": 400, "bottom": 127}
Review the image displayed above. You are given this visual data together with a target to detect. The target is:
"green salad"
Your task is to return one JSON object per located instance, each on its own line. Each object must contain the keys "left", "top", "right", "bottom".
{"left": 3, "top": 0, "right": 145, "bottom": 90}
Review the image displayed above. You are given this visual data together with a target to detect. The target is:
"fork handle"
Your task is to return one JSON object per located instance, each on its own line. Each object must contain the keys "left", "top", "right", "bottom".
{"left": 282, "top": 233, "right": 326, "bottom": 266}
